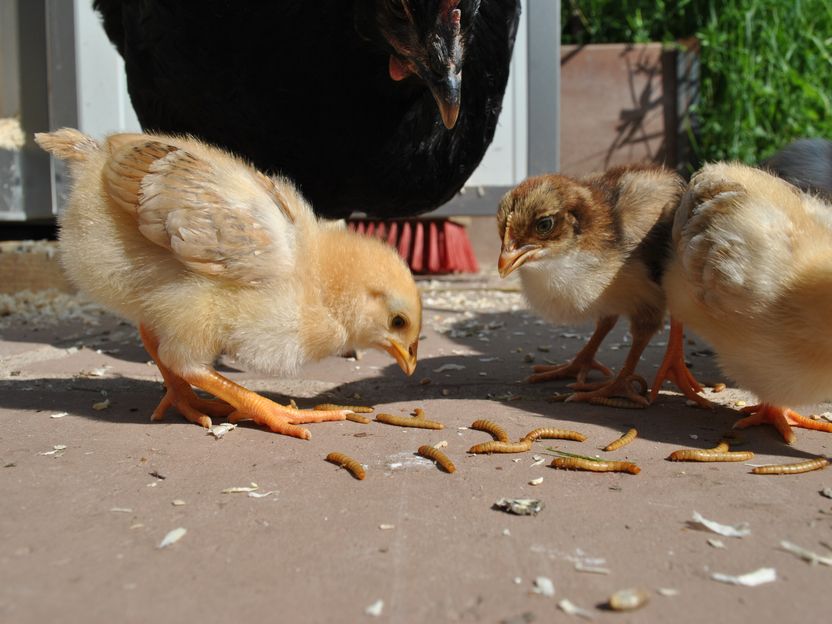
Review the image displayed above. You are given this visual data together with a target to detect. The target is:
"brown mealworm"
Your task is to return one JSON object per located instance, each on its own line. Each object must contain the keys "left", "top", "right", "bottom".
{"left": 325, "top": 452, "right": 366, "bottom": 480}
{"left": 751, "top": 457, "right": 829, "bottom": 475}
{"left": 550, "top": 457, "right": 641, "bottom": 475}
{"left": 470, "top": 419, "right": 510, "bottom": 442}
{"left": 523, "top": 428, "right": 587, "bottom": 443}
{"left": 588, "top": 397, "right": 647, "bottom": 410}
{"left": 345, "top": 413, "right": 371, "bottom": 424}
{"left": 417, "top": 445, "right": 456, "bottom": 473}
{"left": 314, "top": 403, "right": 374, "bottom": 413}
{"left": 468, "top": 440, "right": 532, "bottom": 454}
{"left": 603, "top": 428, "right": 638, "bottom": 451}
{"left": 667, "top": 449, "right": 754, "bottom": 462}
{"left": 375, "top": 413, "right": 444, "bottom": 429}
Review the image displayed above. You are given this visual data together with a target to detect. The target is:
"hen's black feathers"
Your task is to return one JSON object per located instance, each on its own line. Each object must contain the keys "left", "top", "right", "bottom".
{"left": 93, "top": 0, "right": 521, "bottom": 218}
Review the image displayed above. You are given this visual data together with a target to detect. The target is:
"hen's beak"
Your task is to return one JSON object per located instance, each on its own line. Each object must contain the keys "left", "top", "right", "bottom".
{"left": 427, "top": 73, "right": 462, "bottom": 129}
{"left": 385, "top": 339, "right": 418, "bottom": 376}
{"left": 498, "top": 241, "right": 541, "bottom": 278}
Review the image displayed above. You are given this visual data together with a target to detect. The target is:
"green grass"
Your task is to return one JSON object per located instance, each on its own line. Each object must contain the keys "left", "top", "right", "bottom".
{"left": 562, "top": 0, "right": 832, "bottom": 165}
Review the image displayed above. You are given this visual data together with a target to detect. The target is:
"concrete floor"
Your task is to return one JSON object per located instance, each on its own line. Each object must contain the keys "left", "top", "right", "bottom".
{"left": 1, "top": 243, "right": 831, "bottom": 623}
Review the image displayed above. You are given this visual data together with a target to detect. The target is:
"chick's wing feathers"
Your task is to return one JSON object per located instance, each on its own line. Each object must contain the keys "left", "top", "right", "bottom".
{"left": 103, "top": 135, "right": 304, "bottom": 284}
{"left": 673, "top": 163, "right": 801, "bottom": 313}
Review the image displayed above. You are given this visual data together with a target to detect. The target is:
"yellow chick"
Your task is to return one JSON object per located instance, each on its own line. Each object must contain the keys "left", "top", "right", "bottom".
{"left": 497, "top": 165, "right": 685, "bottom": 405}
{"left": 655, "top": 162, "right": 832, "bottom": 443}
{"left": 36, "top": 129, "right": 421, "bottom": 439}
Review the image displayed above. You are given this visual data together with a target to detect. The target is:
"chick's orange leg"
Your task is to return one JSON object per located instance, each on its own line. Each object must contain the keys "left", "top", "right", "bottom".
{"left": 649, "top": 318, "right": 712, "bottom": 408}
{"left": 139, "top": 324, "right": 233, "bottom": 428}
{"left": 528, "top": 315, "right": 617, "bottom": 384}
{"left": 734, "top": 403, "right": 832, "bottom": 445}
{"left": 567, "top": 325, "right": 654, "bottom": 406}
{"left": 180, "top": 368, "right": 349, "bottom": 440}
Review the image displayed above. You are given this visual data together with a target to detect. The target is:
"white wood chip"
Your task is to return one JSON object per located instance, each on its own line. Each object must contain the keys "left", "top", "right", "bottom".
{"left": 50, "top": 412, "right": 68, "bottom": 419}
{"left": 171, "top": 499, "right": 186, "bottom": 506}
{"left": 692, "top": 511, "right": 750, "bottom": 538}
{"left": 707, "top": 538, "right": 726, "bottom": 549}
{"left": 247, "top": 491, "right": 275, "bottom": 499}
{"left": 531, "top": 458, "right": 545, "bottom": 467}
{"left": 574, "top": 562, "right": 611, "bottom": 575}
{"left": 222, "top": 482, "right": 258, "bottom": 493}
{"left": 39, "top": 445, "right": 67, "bottom": 456}
{"left": 158, "top": 527, "right": 187, "bottom": 549}
{"left": 533, "top": 576, "right": 555, "bottom": 597}
{"left": 365, "top": 599, "right": 384, "bottom": 617}
{"left": 657, "top": 588, "right": 679, "bottom": 597}
{"left": 529, "top": 477, "right": 544, "bottom": 485}
{"left": 110, "top": 507, "right": 133, "bottom": 513}
{"left": 821, "top": 487, "right": 832, "bottom": 499}
{"left": 208, "top": 423, "right": 237, "bottom": 439}
{"left": 711, "top": 567, "right": 776, "bottom": 586}
{"left": 379, "top": 524, "right": 395, "bottom": 530}
{"left": 433, "top": 440, "right": 448, "bottom": 449}
{"left": 779, "top": 540, "right": 832, "bottom": 566}
{"left": 557, "top": 599, "right": 594, "bottom": 620}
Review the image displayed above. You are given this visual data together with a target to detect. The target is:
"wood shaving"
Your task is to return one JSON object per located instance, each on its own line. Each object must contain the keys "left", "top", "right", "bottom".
{"left": 222, "top": 483, "right": 259, "bottom": 493}
{"left": 379, "top": 524, "right": 395, "bottom": 530}
{"left": 365, "top": 600, "right": 384, "bottom": 617}
{"left": 247, "top": 491, "right": 276, "bottom": 498}
{"left": 171, "top": 499, "right": 186, "bottom": 506}
{"left": 110, "top": 507, "right": 133, "bottom": 513}
{"left": 528, "top": 477, "right": 544, "bottom": 486}
{"left": 92, "top": 399, "right": 110, "bottom": 411}
{"left": 710, "top": 567, "right": 776, "bottom": 586}
{"left": 779, "top": 540, "right": 832, "bottom": 566}
{"left": 557, "top": 598, "right": 594, "bottom": 620}
{"left": 207, "top": 423, "right": 236, "bottom": 439}
{"left": 691, "top": 511, "right": 750, "bottom": 538}
{"left": 158, "top": 527, "right": 187, "bottom": 549}
{"left": 707, "top": 538, "right": 726, "bottom": 549}
{"left": 608, "top": 588, "right": 649, "bottom": 611}
{"left": 656, "top": 588, "right": 679, "bottom": 597}
{"left": 50, "top": 412, "right": 68, "bottom": 419}
{"left": 38, "top": 444, "right": 66, "bottom": 456}
{"left": 573, "top": 562, "right": 610, "bottom": 575}
{"left": 493, "top": 498, "right": 544, "bottom": 516}
{"left": 533, "top": 576, "right": 555, "bottom": 597}
{"left": 821, "top": 488, "right": 832, "bottom": 499}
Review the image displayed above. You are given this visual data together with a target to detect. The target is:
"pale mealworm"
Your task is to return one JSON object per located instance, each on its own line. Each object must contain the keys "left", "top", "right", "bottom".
{"left": 588, "top": 397, "right": 647, "bottom": 410}
{"left": 345, "top": 413, "right": 371, "bottom": 424}
{"left": 667, "top": 450, "right": 754, "bottom": 462}
{"left": 523, "top": 428, "right": 587, "bottom": 443}
{"left": 468, "top": 440, "right": 532, "bottom": 454}
{"left": 314, "top": 403, "right": 374, "bottom": 413}
{"left": 325, "top": 452, "right": 366, "bottom": 480}
{"left": 417, "top": 445, "right": 456, "bottom": 473}
{"left": 751, "top": 457, "right": 829, "bottom": 475}
{"left": 470, "top": 419, "right": 510, "bottom": 442}
{"left": 376, "top": 413, "right": 444, "bottom": 429}
{"left": 550, "top": 457, "right": 641, "bottom": 475}
{"left": 603, "top": 428, "right": 638, "bottom": 451}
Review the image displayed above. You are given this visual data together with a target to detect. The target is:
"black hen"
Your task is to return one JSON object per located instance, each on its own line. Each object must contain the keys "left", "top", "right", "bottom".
{"left": 93, "top": 0, "right": 521, "bottom": 219}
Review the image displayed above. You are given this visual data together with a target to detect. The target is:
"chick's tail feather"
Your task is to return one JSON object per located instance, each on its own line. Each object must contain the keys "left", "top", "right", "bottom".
{"left": 34, "top": 128, "right": 100, "bottom": 161}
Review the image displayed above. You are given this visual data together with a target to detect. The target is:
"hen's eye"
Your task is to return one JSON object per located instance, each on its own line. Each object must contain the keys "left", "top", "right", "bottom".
{"left": 535, "top": 216, "right": 555, "bottom": 236}
{"left": 391, "top": 315, "right": 407, "bottom": 330}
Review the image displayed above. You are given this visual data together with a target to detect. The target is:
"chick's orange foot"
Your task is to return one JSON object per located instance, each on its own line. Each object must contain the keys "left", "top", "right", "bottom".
{"left": 734, "top": 403, "right": 832, "bottom": 445}
{"left": 650, "top": 318, "right": 712, "bottom": 409}
{"left": 566, "top": 373, "right": 650, "bottom": 407}
{"left": 151, "top": 383, "right": 234, "bottom": 429}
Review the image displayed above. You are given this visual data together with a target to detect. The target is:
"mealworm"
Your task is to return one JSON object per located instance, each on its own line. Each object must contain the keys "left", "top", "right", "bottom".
{"left": 412, "top": 408, "right": 426, "bottom": 418}
{"left": 375, "top": 413, "right": 444, "bottom": 429}
{"left": 588, "top": 397, "right": 647, "bottom": 409}
{"left": 417, "top": 445, "right": 456, "bottom": 473}
{"left": 603, "top": 428, "right": 638, "bottom": 451}
{"left": 345, "top": 413, "right": 371, "bottom": 424}
{"left": 325, "top": 452, "right": 366, "bottom": 480}
{"left": 314, "top": 403, "right": 374, "bottom": 413}
{"left": 667, "top": 450, "right": 754, "bottom": 462}
{"left": 751, "top": 457, "right": 829, "bottom": 475}
{"left": 470, "top": 419, "right": 509, "bottom": 442}
{"left": 523, "top": 428, "right": 587, "bottom": 443}
{"left": 550, "top": 457, "right": 641, "bottom": 475}
{"left": 468, "top": 440, "right": 532, "bottom": 454}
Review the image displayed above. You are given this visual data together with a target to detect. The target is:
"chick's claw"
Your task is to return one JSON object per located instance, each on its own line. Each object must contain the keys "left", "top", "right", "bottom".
{"left": 566, "top": 373, "right": 650, "bottom": 407}
{"left": 528, "top": 357, "right": 612, "bottom": 384}
{"left": 151, "top": 384, "right": 234, "bottom": 429}
{"left": 734, "top": 403, "right": 832, "bottom": 445}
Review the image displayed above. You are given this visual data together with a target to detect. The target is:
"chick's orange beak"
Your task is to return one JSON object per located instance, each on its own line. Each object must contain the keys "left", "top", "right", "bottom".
{"left": 498, "top": 241, "right": 541, "bottom": 278}
{"left": 385, "top": 339, "right": 418, "bottom": 376}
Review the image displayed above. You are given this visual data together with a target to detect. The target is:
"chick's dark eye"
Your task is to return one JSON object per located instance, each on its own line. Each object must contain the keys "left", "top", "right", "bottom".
{"left": 391, "top": 315, "right": 407, "bottom": 330}
{"left": 535, "top": 216, "right": 555, "bottom": 236}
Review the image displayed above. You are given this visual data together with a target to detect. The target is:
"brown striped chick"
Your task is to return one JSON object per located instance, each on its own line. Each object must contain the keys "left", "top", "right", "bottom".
{"left": 654, "top": 162, "right": 832, "bottom": 443}
{"left": 497, "top": 166, "right": 686, "bottom": 406}
{"left": 36, "top": 129, "right": 421, "bottom": 439}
